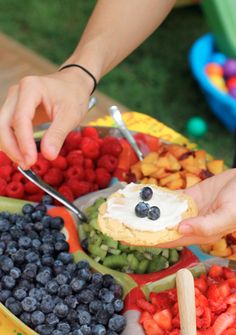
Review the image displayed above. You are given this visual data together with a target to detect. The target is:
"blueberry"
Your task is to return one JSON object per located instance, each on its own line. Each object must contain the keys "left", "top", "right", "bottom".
{"left": 57, "top": 322, "right": 71, "bottom": 334}
{"left": 113, "top": 299, "right": 124, "bottom": 312}
{"left": 31, "top": 310, "right": 46, "bottom": 325}
{"left": 35, "top": 324, "right": 54, "bottom": 335}
{"left": 135, "top": 202, "right": 149, "bottom": 218}
{"left": 81, "top": 238, "right": 89, "bottom": 251}
{"left": 58, "top": 284, "right": 72, "bottom": 298}
{"left": 148, "top": 206, "right": 161, "bottom": 220}
{"left": 66, "top": 309, "right": 78, "bottom": 323}
{"left": 0, "top": 232, "right": 12, "bottom": 243}
{"left": 41, "top": 215, "right": 52, "bottom": 228}
{"left": 98, "top": 288, "right": 114, "bottom": 303}
{"left": 42, "top": 195, "right": 54, "bottom": 205}
{"left": 0, "top": 289, "right": 11, "bottom": 302}
{"left": 78, "top": 289, "right": 94, "bottom": 304}
{"left": 80, "top": 325, "right": 91, "bottom": 335}
{"left": 2, "top": 275, "right": 16, "bottom": 289}
{"left": 64, "top": 295, "right": 78, "bottom": 309}
{"left": 0, "top": 241, "right": 5, "bottom": 255}
{"left": 77, "top": 260, "right": 90, "bottom": 270}
{"left": 77, "top": 310, "right": 91, "bottom": 325}
{"left": 18, "top": 279, "right": 32, "bottom": 291}
{"left": 110, "top": 284, "right": 123, "bottom": 298}
{"left": 35, "top": 203, "right": 47, "bottom": 213}
{"left": 41, "top": 295, "right": 55, "bottom": 314}
{"left": 13, "top": 288, "right": 27, "bottom": 301}
{"left": 66, "top": 263, "right": 77, "bottom": 274}
{"left": 91, "top": 273, "right": 103, "bottom": 285}
{"left": 34, "top": 221, "right": 44, "bottom": 232}
{"left": 54, "top": 231, "right": 66, "bottom": 241}
{"left": 108, "top": 314, "right": 126, "bottom": 332}
{"left": 20, "top": 312, "right": 32, "bottom": 326}
{"left": 78, "top": 268, "right": 92, "bottom": 281}
{"left": 32, "top": 238, "right": 42, "bottom": 250}
{"left": 103, "top": 303, "right": 114, "bottom": 316}
{"left": 5, "top": 296, "right": 16, "bottom": 308}
{"left": 0, "top": 255, "right": 14, "bottom": 272}
{"left": 10, "top": 227, "right": 23, "bottom": 239}
{"left": 46, "top": 312, "right": 59, "bottom": 326}
{"left": 22, "top": 296, "right": 38, "bottom": 312}
{"left": 57, "top": 252, "right": 73, "bottom": 265}
{"left": 76, "top": 304, "right": 89, "bottom": 312}
{"left": 19, "top": 236, "right": 32, "bottom": 249}
{"left": 25, "top": 251, "right": 39, "bottom": 263}
{"left": 46, "top": 280, "right": 59, "bottom": 294}
{"left": 54, "top": 302, "right": 69, "bottom": 318}
{"left": 50, "top": 217, "right": 64, "bottom": 230}
{"left": 23, "top": 263, "right": 38, "bottom": 280}
{"left": 42, "top": 234, "right": 55, "bottom": 244}
{"left": 106, "top": 331, "right": 118, "bottom": 335}
{"left": 36, "top": 268, "right": 52, "bottom": 285}
{"left": 72, "top": 330, "right": 83, "bottom": 335}
{"left": 71, "top": 278, "right": 86, "bottom": 293}
{"left": 31, "top": 210, "right": 44, "bottom": 222}
{"left": 29, "top": 288, "right": 46, "bottom": 302}
{"left": 12, "top": 249, "right": 25, "bottom": 264}
{"left": 89, "top": 300, "right": 103, "bottom": 315}
{"left": 102, "top": 274, "right": 115, "bottom": 288}
{"left": 8, "top": 300, "right": 22, "bottom": 316}
{"left": 42, "top": 255, "right": 54, "bottom": 266}
{"left": 0, "top": 219, "right": 10, "bottom": 232}
{"left": 91, "top": 324, "right": 106, "bottom": 335}
{"left": 56, "top": 272, "right": 70, "bottom": 285}
{"left": 22, "top": 204, "right": 35, "bottom": 215}
{"left": 140, "top": 186, "right": 153, "bottom": 201}
{"left": 96, "top": 309, "right": 109, "bottom": 325}
{"left": 55, "top": 240, "right": 69, "bottom": 252}
{"left": 53, "top": 260, "right": 64, "bottom": 274}
{"left": 40, "top": 242, "right": 55, "bottom": 255}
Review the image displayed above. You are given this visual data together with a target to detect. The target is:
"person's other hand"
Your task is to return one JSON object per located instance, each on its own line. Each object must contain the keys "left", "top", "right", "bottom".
{"left": 0, "top": 68, "right": 93, "bottom": 169}
{"left": 158, "top": 169, "right": 236, "bottom": 248}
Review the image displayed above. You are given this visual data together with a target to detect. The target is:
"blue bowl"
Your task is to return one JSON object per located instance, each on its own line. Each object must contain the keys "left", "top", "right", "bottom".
{"left": 189, "top": 33, "right": 236, "bottom": 132}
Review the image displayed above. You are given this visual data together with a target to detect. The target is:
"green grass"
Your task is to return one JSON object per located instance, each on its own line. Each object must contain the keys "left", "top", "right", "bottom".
{"left": 0, "top": 1, "right": 234, "bottom": 165}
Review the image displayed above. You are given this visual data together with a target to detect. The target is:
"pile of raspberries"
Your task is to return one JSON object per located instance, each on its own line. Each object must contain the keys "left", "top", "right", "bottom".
{"left": 0, "top": 127, "right": 122, "bottom": 203}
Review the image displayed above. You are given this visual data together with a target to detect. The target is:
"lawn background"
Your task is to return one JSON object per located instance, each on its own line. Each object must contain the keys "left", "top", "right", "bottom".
{"left": 0, "top": 0, "right": 234, "bottom": 165}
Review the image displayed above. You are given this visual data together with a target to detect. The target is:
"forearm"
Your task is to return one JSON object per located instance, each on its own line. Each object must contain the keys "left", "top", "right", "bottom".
{"left": 64, "top": 0, "right": 176, "bottom": 81}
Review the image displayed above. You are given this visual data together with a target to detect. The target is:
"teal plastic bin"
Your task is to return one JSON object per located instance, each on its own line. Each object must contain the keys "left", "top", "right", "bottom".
{"left": 201, "top": 0, "right": 236, "bottom": 58}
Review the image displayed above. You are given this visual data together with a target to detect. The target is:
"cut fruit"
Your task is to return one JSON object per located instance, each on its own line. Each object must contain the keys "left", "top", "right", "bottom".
{"left": 207, "top": 160, "right": 224, "bottom": 175}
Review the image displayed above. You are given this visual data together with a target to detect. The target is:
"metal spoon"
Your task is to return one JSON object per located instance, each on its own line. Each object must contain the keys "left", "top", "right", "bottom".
{"left": 109, "top": 105, "right": 144, "bottom": 161}
{"left": 18, "top": 166, "right": 87, "bottom": 222}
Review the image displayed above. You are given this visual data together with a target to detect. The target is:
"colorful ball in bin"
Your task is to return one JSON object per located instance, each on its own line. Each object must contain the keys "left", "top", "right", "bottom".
{"left": 227, "top": 76, "right": 236, "bottom": 90}
{"left": 186, "top": 117, "right": 207, "bottom": 137}
{"left": 208, "top": 74, "right": 227, "bottom": 92}
{"left": 223, "top": 59, "right": 236, "bottom": 78}
{"left": 229, "top": 87, "right": 236, "bottom": 99}
{"left": 205, "top": 63, "right": 224, "bottom": 76}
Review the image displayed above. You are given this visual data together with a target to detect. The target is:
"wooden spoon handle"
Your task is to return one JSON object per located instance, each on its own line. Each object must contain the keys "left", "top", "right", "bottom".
{"left": 176, "top": 269, "right": 197, "bottom": 335}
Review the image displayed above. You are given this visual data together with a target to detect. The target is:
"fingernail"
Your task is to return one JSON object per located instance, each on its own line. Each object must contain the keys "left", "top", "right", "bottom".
{"left": 179, "top": 224, "right": 193, "bottom": 234}
{"left": 47, "top": 145, "right": 57, "bottom": 158}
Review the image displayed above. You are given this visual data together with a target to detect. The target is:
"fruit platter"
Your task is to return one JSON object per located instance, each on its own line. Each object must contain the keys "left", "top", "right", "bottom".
{"left": 0, "top": 115, "right": 235, "bottom": 335}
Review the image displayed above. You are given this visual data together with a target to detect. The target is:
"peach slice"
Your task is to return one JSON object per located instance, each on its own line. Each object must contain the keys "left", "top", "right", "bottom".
{"left": 155, "top": 156, "right": 170, "bottom": 170}
{"left": 165, "top": 144, "right": 189, "bottom": 159}
{"left": 165, "top": 152, "right": 181, "bottom": 172}
{"left": 185, "top": 173, "right": 201, "bottom": 188}
{"left": 166, "top": 178, "right": 185, "bottom": 190}
{"left": 140, "top": 163, "right": 157, "bottom": 176}
{"left": 159, "top": 172, "right": 181, "bottom": 187}
{"left": 143, "top": 152, "right": 159, "bottom": 164}
{"left": 210, "top": 247, "right": 232, "bottom": 257}
{"left": 130, "top": 162, "right": 143, "bottom": 180}
{"left": 150, "top": 168, "right": 171, "bottom": 179}
{"left": 207, "top": 160, "right": 224, "bottom": 175}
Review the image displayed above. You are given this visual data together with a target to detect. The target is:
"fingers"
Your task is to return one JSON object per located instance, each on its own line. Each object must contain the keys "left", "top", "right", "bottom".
{"left": 157, "top": 234, "right": 222, "bottom": 249}
{"left": 178, "top": 206, "right": 235, "bottom": 238}
{"left": 12, "top": 77, "right": 41, "bottom": 166}
{"left": 0, "top": 85, "right": 27, "bottom": 168}
{"left": 40, "top": 110, "right": 79, "bottom": 160}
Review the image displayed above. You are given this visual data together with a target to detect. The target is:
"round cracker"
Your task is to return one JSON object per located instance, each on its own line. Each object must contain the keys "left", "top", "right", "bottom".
{"left": 97, "top": 184, "right": 198, "bottom": 246}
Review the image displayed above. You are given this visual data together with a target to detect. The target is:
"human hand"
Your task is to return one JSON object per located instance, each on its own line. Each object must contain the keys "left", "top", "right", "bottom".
{"left": 158, "top": 169, "right": 236, "bottom": 248}
{"left": 0, "top": 68, "right": 94, "bottom": 169}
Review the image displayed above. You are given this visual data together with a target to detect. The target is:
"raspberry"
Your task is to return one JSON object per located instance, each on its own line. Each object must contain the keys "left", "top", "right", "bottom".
{"left": 32, "top": 158, "right": 50, "bottom": 177}
{"left": 101, "top": 137, "right": 122, "bottom": 157}
{"left": 0, "top": 178, "right": 7, "bottom": 196}
{"left": 44, "top": 168, "right": 63, "bottom": 187}
{"left": 92, "top": 184, "right": 99, "bottom": 192}
{"left": 64, "top": 166, "right": 84, "bottom": 181}
{"left": 12, "top": 172, "right": 28, "bottom": 184}
{"left": 24, "top": 181, "right": 40, "bottom": 194}
{"left": 66, "top": 150, "right": 84, "bottom": 166}
{"left": 64, "top": 131, "right": 82, "bottom": 151}
{"left": 84, "top": 169, "right": 96, "bottom": 183}
{"left": 51, "top": 156, "right": 68, "bottom": 170}
{"left": 0, "top": 151, "right": 11, "bottom": 166}
{"left": 25, "top": 192, "right": 44, "bottom": 203}
{"left": 6, "top": 181, "right": 24, "bottom": 199}
{"left": 67, "top": 180, "right": 91, "bottom": 197}
{"left": 95, "top": 168, "right": 111, "bottom": 189}
{"left": 82, "top": 127, "right": 99, "bottom": 139}
{"left": 97, "top": 155, "right": 118, "bottom": 172}
{"left": 81, "top": 137, "right": 100, "bottom": 159}
{"left": 58, "top": 185, "right": 74, "bottom": 202}
{"left": 84, "top": 158, "right": 94, "bottom": 169}
{"left": 59, "top": 146, "right": 68, "bottom": 157}
{"left": 0, "top": 165, "right": 13, "bottom": 182}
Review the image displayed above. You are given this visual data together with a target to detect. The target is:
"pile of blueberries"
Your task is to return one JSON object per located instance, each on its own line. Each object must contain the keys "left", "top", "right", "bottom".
{"left": 0, "top": 195, "right": 126, "bottom": 335}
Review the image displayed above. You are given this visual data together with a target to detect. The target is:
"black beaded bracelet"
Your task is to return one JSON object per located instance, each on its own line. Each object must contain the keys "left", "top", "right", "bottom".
{"left": 59, "top": 63, "right": 97, "bottom": 94}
